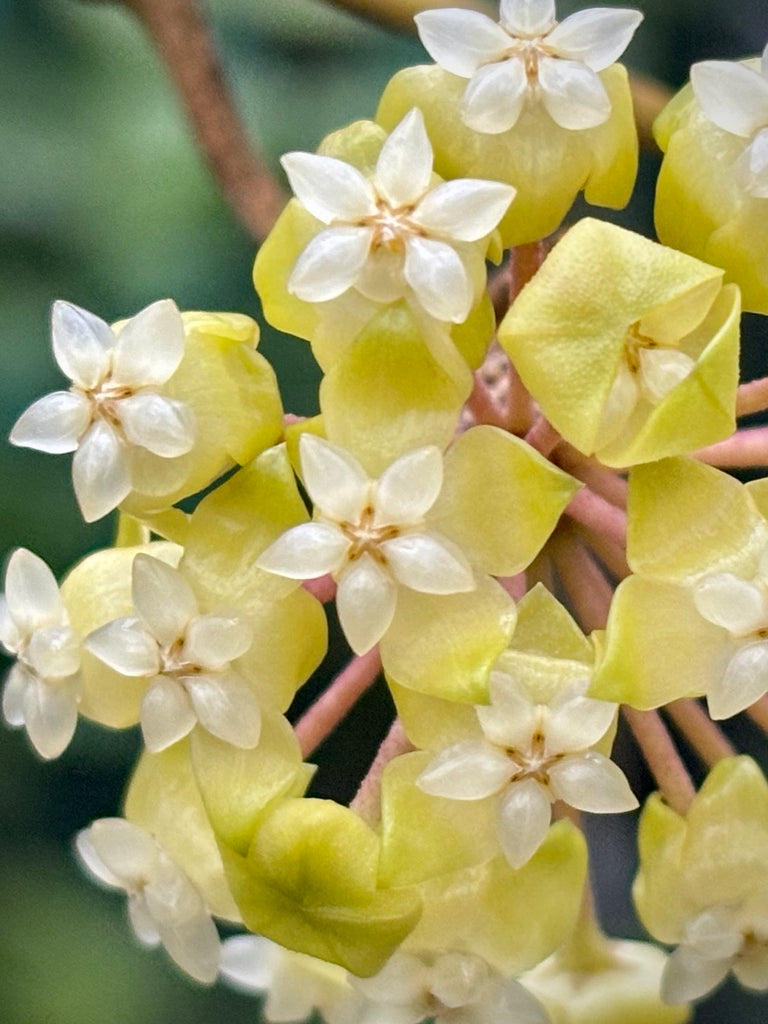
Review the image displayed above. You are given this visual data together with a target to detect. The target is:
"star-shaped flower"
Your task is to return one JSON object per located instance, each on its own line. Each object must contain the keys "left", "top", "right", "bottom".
{"left": 256, "top": 434, "right": 475, "bottom": 656}
{"left": 76, "top": 817, "right": 221, "bottom": 983}
{"left": 415, "top": 0, "right": 642, "bottom": 134}
{"left": 0, "top": 548, "right": 82, "bottom": 759}
{"left": 281, "top": 107, "right": 515, "bottom": 323}
{"left": 84, "top": 554, "right": 259, "bottom": 752}
{"left": 417, "top": 670, "right": 637, "bottom": 867}
{"left": 691, "top": 44, "right": 768, "bottom": 199}
{"left": 10, "top": 299, "right": 196, "bottom": 522}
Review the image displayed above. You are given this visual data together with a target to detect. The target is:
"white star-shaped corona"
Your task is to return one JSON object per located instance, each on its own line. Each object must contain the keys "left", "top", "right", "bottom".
{"left": 281, "top": 107, "right": 515, "bottom": 323}
{"left": 10, "top": 299, "right": 196, "bottom": 522}
{"left": 0, "top": 548, "right": 82, "bottom": 759}
{"left": 691, "top": 44, "right": 768, "bottom": 199}
{"left": 76, "top": 817, "right": 221, "bottom": 984}
{"left": 417, "top": 671, "right": 637, "bottom": 868}
{"left": 84, "top": 554, "right": 259, "bottom": 752}
{"left": 415, "top": 0, "right": 643, "bottom": 133}
{"left": 256, "top": 434, "right": 475, "bottom": 655}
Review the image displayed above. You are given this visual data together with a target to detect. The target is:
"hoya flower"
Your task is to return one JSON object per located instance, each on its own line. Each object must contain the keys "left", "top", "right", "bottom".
{"left": 690, "top": 44, "right": 768, "bottom": 199}
{"left": 415, "top": 1, "right": 642, "bottom": 134}
{"left": 345, "top": 950, "right": 551, "bottom": 1024}
{"left": 76, "top": 817, "right": 220, "bottom": 983}
{"left": 281, "top": 107, "right": 514, "bottom": 324}
{"left": 417, "top": 670, "right": 637, "bottom": 868}
{"left": 256, "top": 433, "right": 475, "bottom": 655}
{"left": 0, "top": 548, "right": 82, "bottom": 759}
{"left": 84, "top": 554, "right": 259, "bottom": 752}
{"left": 10, "top": 299, "right": 195, "bottom": 522}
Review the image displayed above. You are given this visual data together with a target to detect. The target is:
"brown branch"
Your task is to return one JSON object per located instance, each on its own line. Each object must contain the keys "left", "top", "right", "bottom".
{"left": 664, "top": 699, "right": 736, "bottom": 767}
{"left": 622, "top": 707, "right": 696, "bottom": 815}
{"left": 125, "top": 0, "right": 286, "bottom": 241}
{"left": 320, "top": 0, "right": 495, "bottom": 32}
{"left": 294, "top": 648, "right": 382, "bottom": 757}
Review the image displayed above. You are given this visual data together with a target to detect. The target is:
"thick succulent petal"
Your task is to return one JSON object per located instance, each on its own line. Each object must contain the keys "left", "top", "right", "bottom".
{"left": 336, "top": 553, "right": 397, "bottom": 655}
{"left": 184, "top": 671, "right": 262, "bottom": 749}
{"left": 707, "top": 642, "right": 768, "bottom": 720}
{"left": 354, "top": 246, "right": 407, "bottom": 304}
{"left": 417, "top": 740, "right": 513, "bottom": 800}
{"left": 497, "top": 778, "right": 552, "bottom": 868}
{"left": 661, "top": 945, "right": 732, "bottom": 1004}
{"left": 546, "top": 8, "right": 643, "bottom": 71}
{"left": 403, "top": 235, "right": 474, "bottom": 323}
{"left": 547, "top": 751, "right": 638, "bottom": 812}
{"left": 374, "top": 108, "right": 433, "bottom": 207}
{"left": 288, "top": 226, "right": 374, "bottom": 303}
{"left": 740, "top": 128, "right": 768, "bottom": 198}
{"left": 111, "top": 299, "right": 186, "bottom": 387}
{"left": 140, "top": 675, "right": 197, "bottom": 752}
{"left": 4, "top": 548, "right": 64, "bottom": 633}
{"left": 280, "top": 151, "right": 377, "bottom": 223}
{"left": 72, "top": 420, "right": 131, "bottom": 522}
{"left": 382, "top": 532, "right": 474, "bottom": 595}
{"left": 375, "top": 446, "right": 443, "bottom": 526}
{"left": 461, "top": 59, "right": 529, "bottom": 135}
{"left": 690, "top": 60, "right": 768, "bottom": 139}
{"left": 412, "top": 179, "right": 515, "bottom": 242}
{"left": 414, "top": 9, "right": 511, "bottom": 78}
{"left": 257, "top": 522, "right": 350, "bottom": 579}
{"left": 300, "top": 433, "right": 370, "bottom": 522}
{"left": 132, "top": 554, "right": 199, "bottom": 646}
{"left": 2, "top": 663, "right": 29, "bottom": 725}
{"left": 10, "top": 390, "right": 92, "bottom": 454}
{"left": 26, "top": 625, "right": 81, "bottom": 680}
{"left": 499, "top": 0, "right": 555, "bottom": 36}
{"left": 128, "top": 894, "right": 162, "bottom": 945}
{"left": 51, "top": 300, "right": 113, "bottom": 389}
{"left": 694, "top": 574, "right": 768, "bottom": 634}
{"left": 638, "top": 347, "right": 695, "bottom": 403}
{"left": 22, "top": 675, "right": 79, "bottom": 759}
{"left": 182, "top": 614, "right": 252, "bottom": 671}
{"left": 538, "top": 57, "right": 611, "bottom": 130}
{"left": 75, "top": 827, "right": 126, "bottom": 889}
{"left": 155, "top": 906, "right": 221, "bottom": 984}
{"left": 84, "top": 617, "right": 160, "bottom": 676}
{"left": 545, "top": 688, "right": 616, "bottom": 753}
{"left": 477, "top": 673, "right": 537, "bottom": 749}
{"left": 117, "top": 393, "right": 195, "bottom": 458}
{"left": 80, "top": 818, "right": 161, "bottom": 887}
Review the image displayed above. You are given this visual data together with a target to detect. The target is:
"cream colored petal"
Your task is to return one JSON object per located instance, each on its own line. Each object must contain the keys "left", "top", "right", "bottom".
{"left": 739, "top": 127, "right": 768, "bottom": 199}
{"left": 594, "top": 361, "right": 638, "bottom": 447}
{"left": 220, "top": 935, "right": 281, "bottom": 991}
{"left": 156, "top": 909, "right": 221, "bottom": 984}
{"left": 117, "top": 393, "right": 195, "bottom": 458}
{"left": 430, "top": 952, "right": 488, "bottom": 1008}
{"left": 22, "top": 675, "right": 79, "bottom": 759}
{"left": 0, "top": 595, "right": 21, "bottom": 653}
{"left": 500, "top": 0, "right": 555, "bottom": 36}
{"left": 256, "top": 522, "right": 351, "bottom": 579}
{"left": 10, "top": 391, "right": 92, "bottom": 454}
{"left": 661, "top": 945, "right": 732, "bottom": 1004}
{"left": 84, "top": 617, "right": 160, "bottom": 676}
{"left": 4, "top": 548, "right": 64, "bottom": 633}
{"left": 545, "top": 689, "right": 616, "bottom": 754}
{"left": 638, "top": 347, "right": 695, "bottom": 403}
{"left": 111, "top": 299, "right": 186, "bottom": 388}
{"left": 288, "top": 226, "right": 374, "bottom": 303}
{"left": 691, "top": 60, "right": 768, "bottom": 139}
{"left": 354, "top": 246, "right": 407, "bottom": 304}
{"left": 477, "top": 673, "right": 536, "bottom": 750}
{"left": 538, "top": 56, "right": 611, "bottom": 130}
{"left": 182, "top": 614, "right": 252, "bottom": 671}
{"left": 300, "top": 433, "right": 370, "bottom": 522}
{"left": 374, "top": 108, "right": 433, "bottom": 207}
{"left": 685, "top": 907, "right": 744, "bottom": 960}
{"left": 412, "top": 179, "right": 516, "bottom": 243}
{"left": 72, "top": 420, "right": 131, "bottom": 522}
{"left": 141, "top": 675, "right": 197, "bottom": 752}
{"left": 693, "top": 573, "right": 768, "bottom": 634}
{"left": 461, "top": 58, "right": 528, "bottom": 135}
{"left": 382, "top": 532, "right": 475, "bottom": 595}
{"left": 403, "top": 235, "right": 474, "bottom": 323}
{"left": 414, "top": 9, "right": 511, "bottom": 78}
{"left": 547, "top": 751, "right": 638, "bottom": 812}
{"left": 280, "top": 151, "right": 377, "bottom": 223}
{"left": 707, "top": 642, "right": 768, "bottom": 720}
{"left": 336, "top": 554, "right": 397, "bottom": 655}
{"left": 51, "top": 300, "right": 113, "bottom": 389}
{"left": 497, "top": 778, "right": 552, "bottom": 868}
{"left": 375, "top": 446, "right": 444, "bottom": 526}
{"left": 2, "top": 663, "right": 29, "bottom": 726}
{"left": 132, "top": 554, "right": 198, "bottom": 646}
{"left": 546, "top": 8, "right": 643, "bottom": 71}
{"left": 183, "top": 670, "right": 262, "bottom": 748}
{"left": 27, "top": 625, "right": 81, "bottom": 679}
{"left": 82, "top": 819, "right": 160, "bottom": 886}
{"left": 417, "top": 740, "right": 513, "bottom": 800}
{"left": 128, "top": 894, "right": 162, "bottom": 945}
{"left": 75, "top": 826, "right": 126, "bottom": 889}
{"left": 732, "top": 946, "right": 768, "bottom": 991}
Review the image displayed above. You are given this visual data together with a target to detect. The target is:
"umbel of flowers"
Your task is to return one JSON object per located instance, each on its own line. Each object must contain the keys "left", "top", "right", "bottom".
{"left": 4, "top": 2, "right": 768, "bottom": 1022}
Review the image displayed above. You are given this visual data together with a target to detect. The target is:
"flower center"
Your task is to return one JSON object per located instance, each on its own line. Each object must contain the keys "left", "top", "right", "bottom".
{"left": 338, "top": 505, "right": 403, "bottom": 564}
{"left": 362, "top": 198, "right": 423, "bottom": 252}
{"left": 502, "top": 707, "right": 565, "bottom": 785}
{"left": 623, "top": 322, "right": 660, "bottom": 374}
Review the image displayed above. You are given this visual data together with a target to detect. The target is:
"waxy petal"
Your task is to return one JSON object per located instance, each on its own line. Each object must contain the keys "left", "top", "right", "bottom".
{"left": 707, "top": 642, "right": 768, "bottom": 720}
{"left": 477, "top": 674, "right": 537, "bottom": 750}
{"left": 10, "top": 390, "right": 92, "bottom": 453}
{"left": 22, "top": 673, "right": 79, "bottom": 759}
{"left": 375, "top": 108, "right": 433, "bottom": 207}
{"left": 547, "top": 8, "right": 643, "bottom": 71}
{"left": 128, "top": 894, "right": 162, "bottom": 945}
{"left": 79, "top": 818, "right": 161, "bottom": 887}
{"left": 140, "top": 675, "right": 197, "bottom": 752}
{"left": 257, "top": 522, "right": 351, "bottom": 579}
{"left": 661, "top": 945, "right": 732, "bottom": 1004}
{"left": 417, "top": 740, "right": 513, "bottom": 800}
{"left": 693, "top": 573, "right": 768, "bottom": 635}
{"left": 2, "top": 663, "right": 29, "bottom": 726}
{"left": 638, "top": 347, "right": 695, "bottom": 403}
{"left": 26, "top": 625, "right": 81, "bottom": 680}
{"left": 732, "top": 946, "right": 768, "bottom": 990}
{"left": 184, "top": 670, "right": 261, "bottom": 748}
{"left": 0, "top": 595, "right": 20, "bottom": 653}
{"left": 85, "top": 617, "right": 160, "bottom": 677}
{"left": 300, "top": 433, "right": 370, "bottom": 522}
{"left": 547, "top": 751, "right": 638, "bottom": 812}
{"left": 288, "top": 226, "right": 374, "bottom": 303}
{"left": 112, "top": 299, "right": 186, "bottom": 387}
{"left": 497, "top": 777, "right": 552, "bottom": 868}
{"left": 72, "top": 420, "right": 131, "bottom": 522}
{"left": 545, "top": 688, "right": 616, "bottom": 754}
{"left": 403, "top": 235, "right": 474, "bottom": 323}
{"left": 684, "top": 907, "right": 744, "bottom": 960}
{"left": 740, "top": 127, "right": 768, "bottom": 198}
{"left": 51, "top": 300, "right": 113, "bottom": 389}
{"left": 132, "top": 555, "right": 199, "bottom": 647}
{"left": 691, "top": 60, "right": 768, "bottom": 139}
{"left": 281, "top": 151, "right": 377, "bottom": 223}
{"left": 117, "top": 393, "right": 195, "bottom": 458}
{"left": 182, "top": 614, "right": 252, "bottom": 670}
{"left": 412, "top": 178, "right": 516, "bottom": 242}
{"left": 4, "top": 548, "right": 63, "bottom": 634}
{"left": 500, "top": 0, "right": 555, "bottom": 36}
{"left": 155, "top": 906, "right": 221, "bottom": 984}
{"left": 382, "top": 532, "right": 475, "bottom": 594}
{"left": 415, "top": 9, "right": 511, "bottom": 78}
{"left": 354, "top": 246, "right": 407, "bottom": 304}
{"left": 538, "top": 56, "right": 611, "bottom": 129}
{"left": 336, "top": 552, "right": 397, "bottom": 654}
{"left": 375, "top": 446, "right": 443, "bottom": 526}
{"left": 461, "top": 58, "right": 529, "bottom": 134}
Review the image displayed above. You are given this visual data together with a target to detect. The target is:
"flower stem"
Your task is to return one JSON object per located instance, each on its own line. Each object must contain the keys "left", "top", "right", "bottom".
{"left": 693, "top": 426, "right": 768, "bottom": 468}
{"left": 524, "top": 414, "right": 561, "bottom": 458}
{"left": 736, "top": 376, "right": 768, "bottom": 418}
{"left": 550, "top": 530, "right": 613, "bottom": 632}
{"left": 555, "top": 445, "right": 628, "bottom": 508}
{"left": 573, "top": 522, "right": 631, "bottom": 581}
{"left": 295, "top": 647, "right": 382, "bottom": 757}
{"left": 350, "top": 718, "right": 413, "bottom": 825}
{"left": 622, "top": 707, "right": 696, "bottom": 814}
{"left": 564, "top": 487, "right": 627, "bottom": 551}
{"left": 466, "top": 372, "right": 507, "bottom": 429}
{"left": 302, "top": 575, "right": 337, "bottom": 603}
{"left": 746, "top": 695, "right": 768, "bottom": 733}
{"left": 321, "top": 0, "right": 494, "bottom": 32}
{"left": 665, "top": 699, "right": 736, "bottom": 766}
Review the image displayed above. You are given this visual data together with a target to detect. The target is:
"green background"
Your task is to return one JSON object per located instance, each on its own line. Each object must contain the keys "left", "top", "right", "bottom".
{"left": 1, "top": 1, "right": 766, "bottom": 1022}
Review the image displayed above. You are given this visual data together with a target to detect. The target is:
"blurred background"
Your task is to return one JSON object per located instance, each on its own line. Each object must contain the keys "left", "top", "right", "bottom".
{"left": 1, "top": 1, "right": 766, "bottom": 1021}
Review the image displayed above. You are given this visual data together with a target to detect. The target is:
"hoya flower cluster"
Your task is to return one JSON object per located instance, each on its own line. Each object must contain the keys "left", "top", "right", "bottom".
{"left": 4, "top": 2, "right": 768, "bottom": 1023}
